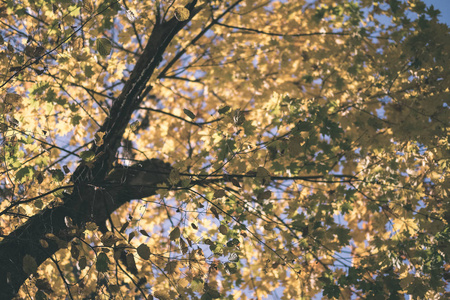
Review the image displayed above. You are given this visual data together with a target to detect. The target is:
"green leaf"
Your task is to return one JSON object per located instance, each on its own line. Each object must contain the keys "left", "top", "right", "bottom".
{"left": 78, "top": 256, "right": 87, "bottom": 270}
{"left": 426, "top": 5, "right": 440, "bottom": 19}
{"left": 226, "top": 238, "right": 240, "bottom": 248}
{"left": 243, "top": 120, "right": 256, "bottom": 136}
{"left": 335, "top": 76, "right": 344, "bottom": 90}
{"left": 180, "top": 178, "right": 191, "bottom": 187}
{"left": 302, "top": 74, "right": 314, "bottom": 83}
{"left": 96, "top": 38, "right": 112, "bottom": 57}
{"left": 137, "top": 244, "right": 151, "bottom": 260}
{"left": 34, "top": 199, "right": 44, "bottom": 209}
{"left": 183, "top": 108, "right": 196, "bottom": 119}
{"left": 288, "top": 135, "right": 303, "bottom": 157}
{"left": 23, "top": 254, "right": 38, "bottom": 275}
{"left": 139, "top": 229, "right": 150, "bottom": 237}
{"left": 257, "top": 190, "right": 272, "bottom": 201}
{"left": 213, "top": 189, "right": 226, "bottom": 199}
{"left": 53, "top": 188, "right": 65, "bottom": 198}
{"left": 389, "top": 0, "right": 400, "bottom": 15}
{"left": 225, "top": 262, "right": 238, "bottom": 274}
{"left": 341, "top": 202, "right": 353, "bottom": 214}
{"left": 96, "top": 252, "right": 109, "bottom": 272}
{"left": 50, "top": 169, "right": 65, "bottom": 182}
{"left": 295, "top": 121, "right": 313, "bottom": 132}
{"left": 169, "top": 227, "right": 180, "bottom": 241}
{"left": 84, "top": 65, "right": 95, "bottom": 77}
{"left": 125, "top": 253, "right": 137, "bottom": 274}
{"left": 323, "top": 283, "right": 340, "bottom": 299}
{"left": 218, "top": 105, "right": 231, "bottom": 114}
{"left": 168, "top": 168, "right": 180, "bottom": 185}
{"left": 313, "top": 8, "right": 326, "bottom": 22}
{"left": 219, "top": 224, "right": 228, "bottom": 235}
{"left": 203, "top": 289, "right": 221, "bottom": 299}
{"left": 218, "top": 139, "right": 235, "bottom": 161}
{"left": 256, "top": 167, "right": 271, "bottom": 185}
{"left": 71, "top": 114, "right": 82, "bottom": 125}
{"left": 129, "top": 120, "right": 141, "bottom": 132}
{"left": 191, "top": 277, "right": 204, "bottom": 293}
{"left": 35, "top": 290, "right": 48, "bottom": 300}
{"left": 335, "top": 226, "right": 351, "bottom": 245}
{"left": 367, "top": 117, "right": 383, "bottom": 130}
{"left": 80, "top": 150, "right": 95, "bottom": 162}
{"left": 164, "top": 261, "right": 178, "bottom": 274}
{"left": 16, "top": 166, "right": 34, "bottom": 182}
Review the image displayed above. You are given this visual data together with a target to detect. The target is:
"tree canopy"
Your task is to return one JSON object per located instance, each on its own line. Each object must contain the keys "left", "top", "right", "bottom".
{"left": 0, "top": 0, "right": 449, "bottom": 299}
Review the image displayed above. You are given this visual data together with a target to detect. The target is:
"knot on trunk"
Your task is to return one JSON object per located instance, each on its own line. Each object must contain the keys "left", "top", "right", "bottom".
{"left": 105, "top": 158, "right": 173, "bottom": 199}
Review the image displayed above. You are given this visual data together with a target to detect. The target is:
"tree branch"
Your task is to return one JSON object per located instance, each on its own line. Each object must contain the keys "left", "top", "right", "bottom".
{"left": 0, "top": 1, "right": 204, "bottom": 297}
{"left": 158, "top": 0, "right": 244, "bottom": 79}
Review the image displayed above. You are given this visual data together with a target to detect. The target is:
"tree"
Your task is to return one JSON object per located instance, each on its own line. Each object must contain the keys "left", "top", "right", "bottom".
{"left": 0, "top": 0, "right": 448, "bottom": 298}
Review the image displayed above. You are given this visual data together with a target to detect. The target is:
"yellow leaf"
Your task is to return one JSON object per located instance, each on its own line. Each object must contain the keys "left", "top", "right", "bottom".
{"left": 178, "top": 277, "right": 189, "bottom": 288}
{"left": 94, "top": 131, "right": 105, "bottom": 146}
{"left": 39, "top": 239, "right": 49, "bottom": 248}
{"left": 85, "top": 222, "right": 98, "bottom": 231}
{"left": 174, "top": 7, "right": 190, "bottom": 21}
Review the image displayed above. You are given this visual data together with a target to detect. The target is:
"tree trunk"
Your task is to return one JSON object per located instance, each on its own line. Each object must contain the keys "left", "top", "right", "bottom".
{"left": 0, "top": 1, "right": 199, "bottom": 298}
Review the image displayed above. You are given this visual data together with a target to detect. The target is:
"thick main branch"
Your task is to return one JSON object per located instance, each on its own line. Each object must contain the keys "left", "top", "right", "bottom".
{"left": 0, "top": 1, "right": 201, "bottom": 298}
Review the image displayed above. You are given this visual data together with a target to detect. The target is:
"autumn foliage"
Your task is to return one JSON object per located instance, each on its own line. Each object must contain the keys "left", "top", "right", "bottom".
{"left": 0, "top": 0, "right": 449, "bottom": 299}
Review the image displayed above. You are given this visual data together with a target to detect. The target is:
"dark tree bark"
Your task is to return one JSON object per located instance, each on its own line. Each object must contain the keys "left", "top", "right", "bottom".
{"left": 0, "top": 1, "right": 201, "bottom": 298}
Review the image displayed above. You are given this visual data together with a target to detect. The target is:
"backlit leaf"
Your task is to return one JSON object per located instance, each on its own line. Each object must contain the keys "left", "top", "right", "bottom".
{"left": 126, "top": 10, "right": 136, "bottom": 22}
{"left": 80, "top": 150, "right": 95, "bottom": 162}
{"left": 96, "top": 38, "right": 112, "bottom": 57}
{"left": 94, "top": 132, "right": 105, "bottom": 146}
{"left": 2, "top": 1, "right": 449, "bottom": 299}
{"left": 174, "top": 7, "right": 189, "bottom": 21}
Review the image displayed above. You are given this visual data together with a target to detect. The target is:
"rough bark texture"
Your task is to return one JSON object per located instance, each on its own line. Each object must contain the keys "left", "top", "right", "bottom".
{"left": 0, "top": 1, "right": 199, "bottom": 298}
